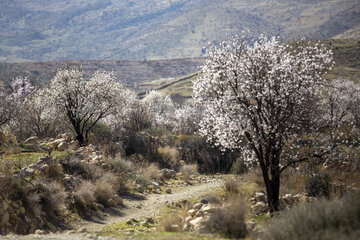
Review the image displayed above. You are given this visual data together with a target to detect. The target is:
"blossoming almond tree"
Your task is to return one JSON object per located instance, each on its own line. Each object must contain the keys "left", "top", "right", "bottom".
{"left": 45, "top": 67, "right": 132, "bottom": 145}
{"left": 193, "top": 36, "right": 333, "bottom": 212}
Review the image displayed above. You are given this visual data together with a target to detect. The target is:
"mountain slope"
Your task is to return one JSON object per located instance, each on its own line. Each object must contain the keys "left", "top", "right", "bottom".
{"left": 0, "top": 0, "right": 359, "bottom": 62}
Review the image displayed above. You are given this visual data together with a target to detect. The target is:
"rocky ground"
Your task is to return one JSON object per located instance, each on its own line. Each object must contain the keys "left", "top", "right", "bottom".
{"left": 1, "top": 176, "right": 223, "bottom": 240}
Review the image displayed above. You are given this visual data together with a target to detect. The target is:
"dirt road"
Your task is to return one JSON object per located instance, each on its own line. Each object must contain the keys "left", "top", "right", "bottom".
{"left": 2, "top": 177, "right": 223, "bottom": 240}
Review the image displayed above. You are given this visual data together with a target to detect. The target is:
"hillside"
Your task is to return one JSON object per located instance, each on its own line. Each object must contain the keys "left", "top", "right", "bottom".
{"left": 158, "top": 38, "right": 360, "bottom": 102}
{"left": 0, "top": 0, "right": 359, "bottom": 62}
{"left": 0, "top": 58, "right": 204, "bottom": 92}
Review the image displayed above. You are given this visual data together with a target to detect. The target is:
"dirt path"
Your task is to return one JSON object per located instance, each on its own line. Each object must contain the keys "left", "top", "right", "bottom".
{"left": 2, "top": 177, "right": 223, "bottom": 240}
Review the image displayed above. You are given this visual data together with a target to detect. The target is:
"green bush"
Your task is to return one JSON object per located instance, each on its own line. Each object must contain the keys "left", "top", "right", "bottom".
{"left": 261, "top": 192, "right": 360, "bottom": 240}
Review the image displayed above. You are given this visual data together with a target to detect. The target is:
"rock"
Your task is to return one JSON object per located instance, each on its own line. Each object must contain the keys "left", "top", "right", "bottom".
{"left": 251, "top": 202, "right": 267, "bottom": 215}
{"left": 166, "top": 188, "right": 172, "bottom": 194}
{"left": 34, "top": 229, "right": 46, "bottom": 235}
{"left": 247, "top": 220, "right": 257, "bottom": 230}
{"left": 27, "top": 164, "right": 39, "bottom": 170}
{"left": 187, "top": 209, "right": 197, "bottom": 217}
{"left": 200, "top": 199, "right": 208, "bottom": 204}
{"left": 57, "top": 142, "right": 69, "bottom": 151}
{"left": 152, "top": 181, "right": 161, "bottom": 190}
{"left": 145, "top": 217, "right": 155, "bottom": 224}
{"left": 65, "top": 230, "right": 76, "bottom": 235}
{"left": 51, "top": 139, "right": 66, "bottom": 149}
{"left": 294, "top": 194, "right": 307, "bottom": 203}
{"left": 154, "top": 189, "right": 162, "bottom": 194}
{"left": 254, "top": 192, "right": 266, "bottom": 202}
{"left": 113, "top": 194, "right": 123, "bottom": 206}
{"left": 189, "top": 216, "right": 209, "bottom": 232}
{"left": 161, "top": 169, "right": 176, "bottom": 179}
{"left": 61, "top": 133, "right": 73, "bottom": 142}
{"left": 19, "top": 167, "right": 35, "bottom": 177}
{"left": 107, "top": 199, "right": 116, "bottom": 207}
{"left": 0, "top": 211, "right": 9, "bottom": 226}
{"left": 37, "top": 155, "right": 53, "bottom": 165}
{"left": 136, "top": 184, "right": 144, "bottom": 193}
{"left": 24, "top": 136, "right": 38, "bottom": 145}
{"left": 199, "top": 204, "right": 219, "bottom": 215}
{"left": 193, "top": 203, "right": 204, "bottom": 210}
{"left": 40, "top": 164, "right": 50, "bottom": 175}
{"left": 282, "top": 194, "right": 294, "bottom": 205}
{"left": 77, "top": 227, "right": 87, "bottom": 233}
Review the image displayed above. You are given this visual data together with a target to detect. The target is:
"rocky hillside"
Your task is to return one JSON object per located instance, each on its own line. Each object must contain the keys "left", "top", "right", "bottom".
{"left": 0, "top": 58, "right": 205, "bottom": 92}
{"left": 0, "top": 0, "right": 359, "bottom": 62}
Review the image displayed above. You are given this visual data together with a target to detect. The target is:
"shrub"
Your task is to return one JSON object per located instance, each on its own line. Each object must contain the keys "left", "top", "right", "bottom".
{"left": 203, "top": 194, "right": 222, "bottom": 205}
{"left": 261, "top": 192, "right": 360, "bottom": 240}
{"left": 158, "top": 205, "right": 188, "bottom": 232}
{"left": 135, "top": 173, "right": 150, "bottom": 188}
{"left": 204, "top": 196, "right": 247, "bottom": 238}
{"left": 94, "top": 173, "right": 118, "bottom": 206}
{"left": 143, "top": 163, "right": 163, "bottom": 181}
{"left": 231, "top": 158, "right": 247, "bottom": 175}
{"left": 305, "top": 168, "right": 332, "bottom": 198}
{"left": 224, "top": 178, "right": 239, "bottom": 195}
{"left": 179, "top": 164, "right": 198, "bottom": 182}
{"left": 157, "top": 146, "right": 180, "bottom": 169}
{"left": 74, "top": 181, "right": 95, "bottom": 207}
{"left": 94, "top": 179, "right": 115, "bottom": 206}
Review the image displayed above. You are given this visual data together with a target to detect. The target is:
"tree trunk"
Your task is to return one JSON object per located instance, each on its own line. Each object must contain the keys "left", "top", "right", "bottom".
{"left": 266, "top": 177, "right": 280, "bottom": 213}
{"left": 76, "top": 133, "right": 85, "bottom": 146}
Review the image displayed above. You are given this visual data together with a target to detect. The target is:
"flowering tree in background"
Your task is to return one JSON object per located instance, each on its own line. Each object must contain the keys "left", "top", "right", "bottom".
{"left": 142, "top": 90, "right": 175, "bottom": 129}
{"left": 193, "top": 36, "right": 333, "bottom": 212}
{"left": 1, "top": 76, "right": 35, "bottom": 134}
{"left": 45, "top": 67, "right": 131, "bottom": 145}
{"left": 173, "top": 100, "right": 203, "bottom": 134}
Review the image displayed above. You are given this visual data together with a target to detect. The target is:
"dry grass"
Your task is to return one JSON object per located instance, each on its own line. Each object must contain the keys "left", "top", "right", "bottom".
{"left": 261, "top": 192, "right": 360, "bottom": 240}
{"left": 180, "top": 164, "right": 198, "bottom": 182}
{"left": 280, "top": 169, "right": 306, "bottom": 195}
{"left": 242, "top": 168, "right": 265, "bottom": 190}
{"left": 204, "top": 196, "right": 247, "bottom": 238}
{"left": 143, "top": 163, "right": 163, "bottom": 181}
{"left": 94, "top": 174, "right": 117, "bottom": 206}
{"left": 224, "top": 178, "right": 239, "bottom": 195}
{"left": 74, "top": 181, "right": 95, "bottom": 207}
{"left": 158, "top": 146, "right": 180, "bottom": 168}
{"left": 158, "top": 206, "right": 189, "bottom": 232}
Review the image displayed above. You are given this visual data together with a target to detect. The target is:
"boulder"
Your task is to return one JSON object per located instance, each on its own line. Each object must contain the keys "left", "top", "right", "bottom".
{"left": 254, "top": 192, "right": 266, "bottom": 202}
{"left": 199, "top": 204, "right": 219, "bottom": 214}
{"left": 193, "top": 203, "right": 204, "bottom": 210}
{"left": 251, "top": 201, "right": 267, "bottom": 215}
{"left": 40, "top": 164, "right": 50, "bottom": 175}
{"left": 19, "top": 167, "right": 35, "bottom": 177}
{"left": 57, "top": 142, "right": 69, "bottom": 151}
{"left": 37, "top": 155, "right": 53, "bottom": 165}
{"left": 189, "top": 216, "right": 209, "bottom": 232}
{"left": 282, "top": 194, "right": 294, "bottom": 205}
{"left": 166, "top": 188, "right": 172, "bottom": 194}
